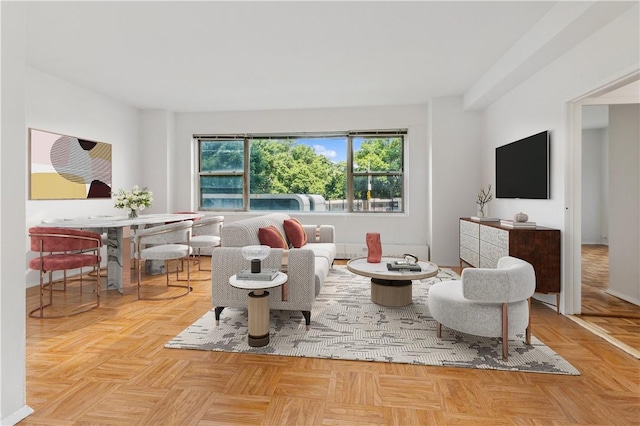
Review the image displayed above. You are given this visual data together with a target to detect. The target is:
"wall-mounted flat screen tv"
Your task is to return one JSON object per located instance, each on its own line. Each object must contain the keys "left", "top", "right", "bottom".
{"left": 495, "top": 131, "right": 549, "bottom": 199}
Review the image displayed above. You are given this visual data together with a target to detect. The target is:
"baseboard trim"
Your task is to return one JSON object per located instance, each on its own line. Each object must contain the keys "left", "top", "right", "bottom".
{"left": 568, "top": 315, "right": 640, "bottom": 359}
{"left": 1, "top": 404, "right": 34, "bottom": 425}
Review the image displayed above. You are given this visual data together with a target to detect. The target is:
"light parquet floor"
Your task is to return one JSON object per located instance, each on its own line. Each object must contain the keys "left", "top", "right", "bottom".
{"left": 579, "top": 244, "right": 640, "bottom": 354}
{"left": 22, "top": 262, "right": 640, "bottom": 425}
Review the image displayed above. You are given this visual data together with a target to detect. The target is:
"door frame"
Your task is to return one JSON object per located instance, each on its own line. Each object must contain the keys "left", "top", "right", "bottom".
{"left": 565, "top": 70, "right": 640, "bottom": 314}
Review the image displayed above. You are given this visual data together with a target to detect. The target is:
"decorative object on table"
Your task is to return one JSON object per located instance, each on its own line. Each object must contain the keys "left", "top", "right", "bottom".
{"left": 166, "top": 266, "right": 579, "bottom": 376}
{"left": 514, "top": 212, "right": 529, "bottom": 222}
{"left": 236, "top": 268, "right": 279, "bottom": 281}
{"left": 241, "top": 245, "right": 271, "bottom": 274}
{"left": 476, "top": 184, "right": 493, "bottom": 218}
{"left": 387, "top": 253, "right": 421, "bottom": 271}
{"left": 387, "top": 261, "right": 422, "bottom": 272}
{"left": 500, "top": 219, "right": 536, "bottom": 229}
{"left": 29, "top": 128, "right": 112, "bottom": 200}
{"left": 470, "top": 216, "right": 500, "bottom": 222}
{"left": 113, "top": 185, "right": 153, "bottom": 218}
{"left": 366, "top": 232, "right": 382, "bottom": 263}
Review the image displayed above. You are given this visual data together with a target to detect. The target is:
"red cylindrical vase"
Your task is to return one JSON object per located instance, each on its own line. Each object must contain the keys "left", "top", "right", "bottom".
{"left": 366, "top": 232, "right": 382, "bottom": 263}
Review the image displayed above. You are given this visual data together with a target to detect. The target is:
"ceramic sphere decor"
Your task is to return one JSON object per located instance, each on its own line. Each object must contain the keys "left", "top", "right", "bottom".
{"left": 514, "top": 212, "right": 529, "bottom": 222}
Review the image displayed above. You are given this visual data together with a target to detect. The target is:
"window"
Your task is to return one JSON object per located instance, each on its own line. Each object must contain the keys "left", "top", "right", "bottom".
{"left": 197, "top": 130, "right": 406, "bottom": 213}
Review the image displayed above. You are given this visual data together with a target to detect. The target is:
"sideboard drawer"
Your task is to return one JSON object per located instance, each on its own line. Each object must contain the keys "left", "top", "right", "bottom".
{"left": 480, "top": 240, "right": 509, "bottom": 265}
{"left": 460, "top": 246, "right": 479, "bottom": 267}
{"left": 460, "top": 233, "right": 479, "bottom": 252}
{"left": 480, "top": 224, "right": 508, "bottom": 248}
{"left": 479, "top": 255, "right": 499, "bottom": 269}
{"left": 460, "top": 219, "right": 479, "bottom": 237}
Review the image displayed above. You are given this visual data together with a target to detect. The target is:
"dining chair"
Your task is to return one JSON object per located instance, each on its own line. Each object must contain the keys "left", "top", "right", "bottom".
{"left": 188, "top": 215, "right": 224, "bottom": 278}
{"left": 134, "top": 220, "right": 193, "bottom": 300}
{"left": 28, "top": 226, "right": 103, "bottom": 318}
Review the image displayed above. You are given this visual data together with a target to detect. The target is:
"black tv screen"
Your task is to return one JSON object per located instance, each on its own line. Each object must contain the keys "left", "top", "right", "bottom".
{"left": 495, "top": 131, "right": 549, "bottom": 199}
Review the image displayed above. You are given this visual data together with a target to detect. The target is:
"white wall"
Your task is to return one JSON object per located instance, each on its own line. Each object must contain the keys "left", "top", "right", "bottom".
{"left": 481, "top": 4, "right": 639, "bottom": 312}
{"left": 581, "top": 127, "right": 608, "bottom": 244}
{"left": 429, "top": 96, "right": 482, "bottom": 265}
{"left": 608, "top": 104, "right": 640, "bottom": 305}
{"left": 139, "top": 109, "right": 175, "bottom": 213}
{"left": 24, "top": 67, "right": 141, "bottom": 287}
{"left": 170, "top": 105, "right": 434, "bottom": 260}
{"left": 0, "top": 2, "right": 33, "bottom": 423}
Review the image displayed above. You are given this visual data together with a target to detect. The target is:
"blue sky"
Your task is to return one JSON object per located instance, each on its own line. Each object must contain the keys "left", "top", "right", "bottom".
{"left": 297, "top": 137, "right": 363, "bottom": 163}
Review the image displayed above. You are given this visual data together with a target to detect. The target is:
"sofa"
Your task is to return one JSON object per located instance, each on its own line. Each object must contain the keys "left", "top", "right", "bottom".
{"left": 211, "top": 213, "right": 336, "bottom": 328}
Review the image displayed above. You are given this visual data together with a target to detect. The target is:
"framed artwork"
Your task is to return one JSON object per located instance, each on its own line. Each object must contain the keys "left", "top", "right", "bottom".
{"left": 29, "top": 128, "right": 112, "bottom": 200}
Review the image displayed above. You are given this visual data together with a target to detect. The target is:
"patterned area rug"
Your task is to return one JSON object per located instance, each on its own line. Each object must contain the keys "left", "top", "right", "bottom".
{"left": 166, "top": 266, "right": 579, "bottom": 375}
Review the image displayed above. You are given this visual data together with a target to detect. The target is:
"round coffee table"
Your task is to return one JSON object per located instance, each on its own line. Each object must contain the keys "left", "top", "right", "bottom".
{"left": 346, "top": 256, "right": 438, "bottom": 307}
{"left": 229, "top": 272, "right": 288, "bottom": 347}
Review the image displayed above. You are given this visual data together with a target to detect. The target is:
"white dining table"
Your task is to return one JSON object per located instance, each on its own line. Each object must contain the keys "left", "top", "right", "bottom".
{"left": 49, "top": 213, "right": 202, "bottom": 294}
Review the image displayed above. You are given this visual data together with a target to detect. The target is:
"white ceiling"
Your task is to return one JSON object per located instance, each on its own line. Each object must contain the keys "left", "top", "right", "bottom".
{"left": 21, "top": 1, "right": 631, "bottom": 113}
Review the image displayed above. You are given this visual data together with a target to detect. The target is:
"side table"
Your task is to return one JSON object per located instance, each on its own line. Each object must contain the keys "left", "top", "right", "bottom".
{"left": 229, "top": 272, "right": 288, "bottom": 347}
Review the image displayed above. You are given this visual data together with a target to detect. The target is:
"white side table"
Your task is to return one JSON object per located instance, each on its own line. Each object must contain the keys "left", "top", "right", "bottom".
{"left": 229, "top": 272, "right": 288, "bottom": 347}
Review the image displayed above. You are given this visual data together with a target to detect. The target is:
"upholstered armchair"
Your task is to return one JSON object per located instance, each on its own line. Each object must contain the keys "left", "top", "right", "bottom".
{"left": 428, "top": 256, "right": 536, "bottom": 360}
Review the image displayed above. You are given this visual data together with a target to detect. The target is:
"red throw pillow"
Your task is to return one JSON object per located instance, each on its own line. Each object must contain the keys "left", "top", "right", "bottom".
{"left": 283, "top": 218, "right": 308, "bottom": 248}
{"left": 258, "top": 225, "right": 288, "bottom": 249}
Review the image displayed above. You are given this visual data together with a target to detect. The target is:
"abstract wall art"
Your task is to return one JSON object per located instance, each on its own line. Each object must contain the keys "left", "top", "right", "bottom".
{"left": 29, "top": 128, "right": 112, "bottom": 200}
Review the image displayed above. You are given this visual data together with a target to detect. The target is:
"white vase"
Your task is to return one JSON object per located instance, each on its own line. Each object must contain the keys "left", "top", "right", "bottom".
{"left": 477, "top": 205, "right": 486, "bottom": 218}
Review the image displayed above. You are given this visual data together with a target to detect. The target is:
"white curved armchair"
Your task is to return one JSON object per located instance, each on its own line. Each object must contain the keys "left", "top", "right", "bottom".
{"left": 428, "top": 256, "right": 536, "bottom": 360}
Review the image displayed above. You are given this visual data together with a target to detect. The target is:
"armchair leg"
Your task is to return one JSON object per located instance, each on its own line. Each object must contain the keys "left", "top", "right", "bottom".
{"left": 525, "top": 298, "right": 532, "bottom": 345}
{"left": 502, "top": 302, "right": 508, "bottom": 361}
{"left": 214, "top": 306, "right": 225, "bottom": 325}
{"left": 301, "top": 311, "right": 311, "bottom": 330}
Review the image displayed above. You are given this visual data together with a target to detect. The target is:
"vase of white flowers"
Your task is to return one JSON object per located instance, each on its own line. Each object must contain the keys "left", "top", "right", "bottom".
{"left": 114, "top": 185, "right": 153, "bottom": 218}
{"left": 476, "top": 184, "right": 493, "bottom": 218}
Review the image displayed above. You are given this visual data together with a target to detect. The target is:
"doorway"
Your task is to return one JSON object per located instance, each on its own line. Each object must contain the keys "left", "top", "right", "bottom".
{"left": 570, "top": 77, "right": 640, "bottom": 357}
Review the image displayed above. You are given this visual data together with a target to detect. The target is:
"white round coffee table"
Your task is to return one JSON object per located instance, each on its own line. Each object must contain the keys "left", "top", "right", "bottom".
{"left": 229, "top": 272, "right": 288, "bottom": 347}
{"left": 347, "top": 256, "right": 438, "bottom": 307}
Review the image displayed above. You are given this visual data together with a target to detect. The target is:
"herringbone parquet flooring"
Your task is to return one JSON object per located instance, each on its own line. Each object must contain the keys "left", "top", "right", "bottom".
{"left": 579, "top": 244, "right": 640, "bottom": 353}
{"left": 21, "top": 261, "right": 640, "bottom": 425}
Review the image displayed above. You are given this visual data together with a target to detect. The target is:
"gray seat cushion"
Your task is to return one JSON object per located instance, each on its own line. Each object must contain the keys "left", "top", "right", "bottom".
{"left": 140, "top": 244, "right": 192, "bottom": 260}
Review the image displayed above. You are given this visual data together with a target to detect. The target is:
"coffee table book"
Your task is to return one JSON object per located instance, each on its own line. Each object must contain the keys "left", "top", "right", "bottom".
{"left": 470, "top": 216, "right": 500, "bottom": 222}
{"left": 236, "top": 268, "right": 279, "bottom": 281}
{"left": 500, "top": 220, "right": 537, "bottom": 228}
{"left": 386, "top": 262, "right": 422, "bottom": 272}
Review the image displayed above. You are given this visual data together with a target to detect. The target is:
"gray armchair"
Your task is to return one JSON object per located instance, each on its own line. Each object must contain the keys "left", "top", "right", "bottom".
{"left": 428, "top": 256, "right": 536, "bottom": 360}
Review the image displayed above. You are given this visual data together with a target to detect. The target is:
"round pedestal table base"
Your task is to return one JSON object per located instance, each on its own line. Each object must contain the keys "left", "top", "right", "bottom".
{"left": 248, "top": 290, "right": 270, "bottom": 347}
{"left": 370, "top": 279, "right": 412, "bottom": 307}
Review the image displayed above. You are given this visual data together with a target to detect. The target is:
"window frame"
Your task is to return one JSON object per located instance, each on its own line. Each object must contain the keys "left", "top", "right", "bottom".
{"left": 196, "top": 130, "right": 406, "bottom": 213}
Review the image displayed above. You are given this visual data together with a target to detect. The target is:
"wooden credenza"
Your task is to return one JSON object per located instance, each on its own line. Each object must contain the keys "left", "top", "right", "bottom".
{"left": 459, "top": 218, "right": 561, "bottom": 295}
